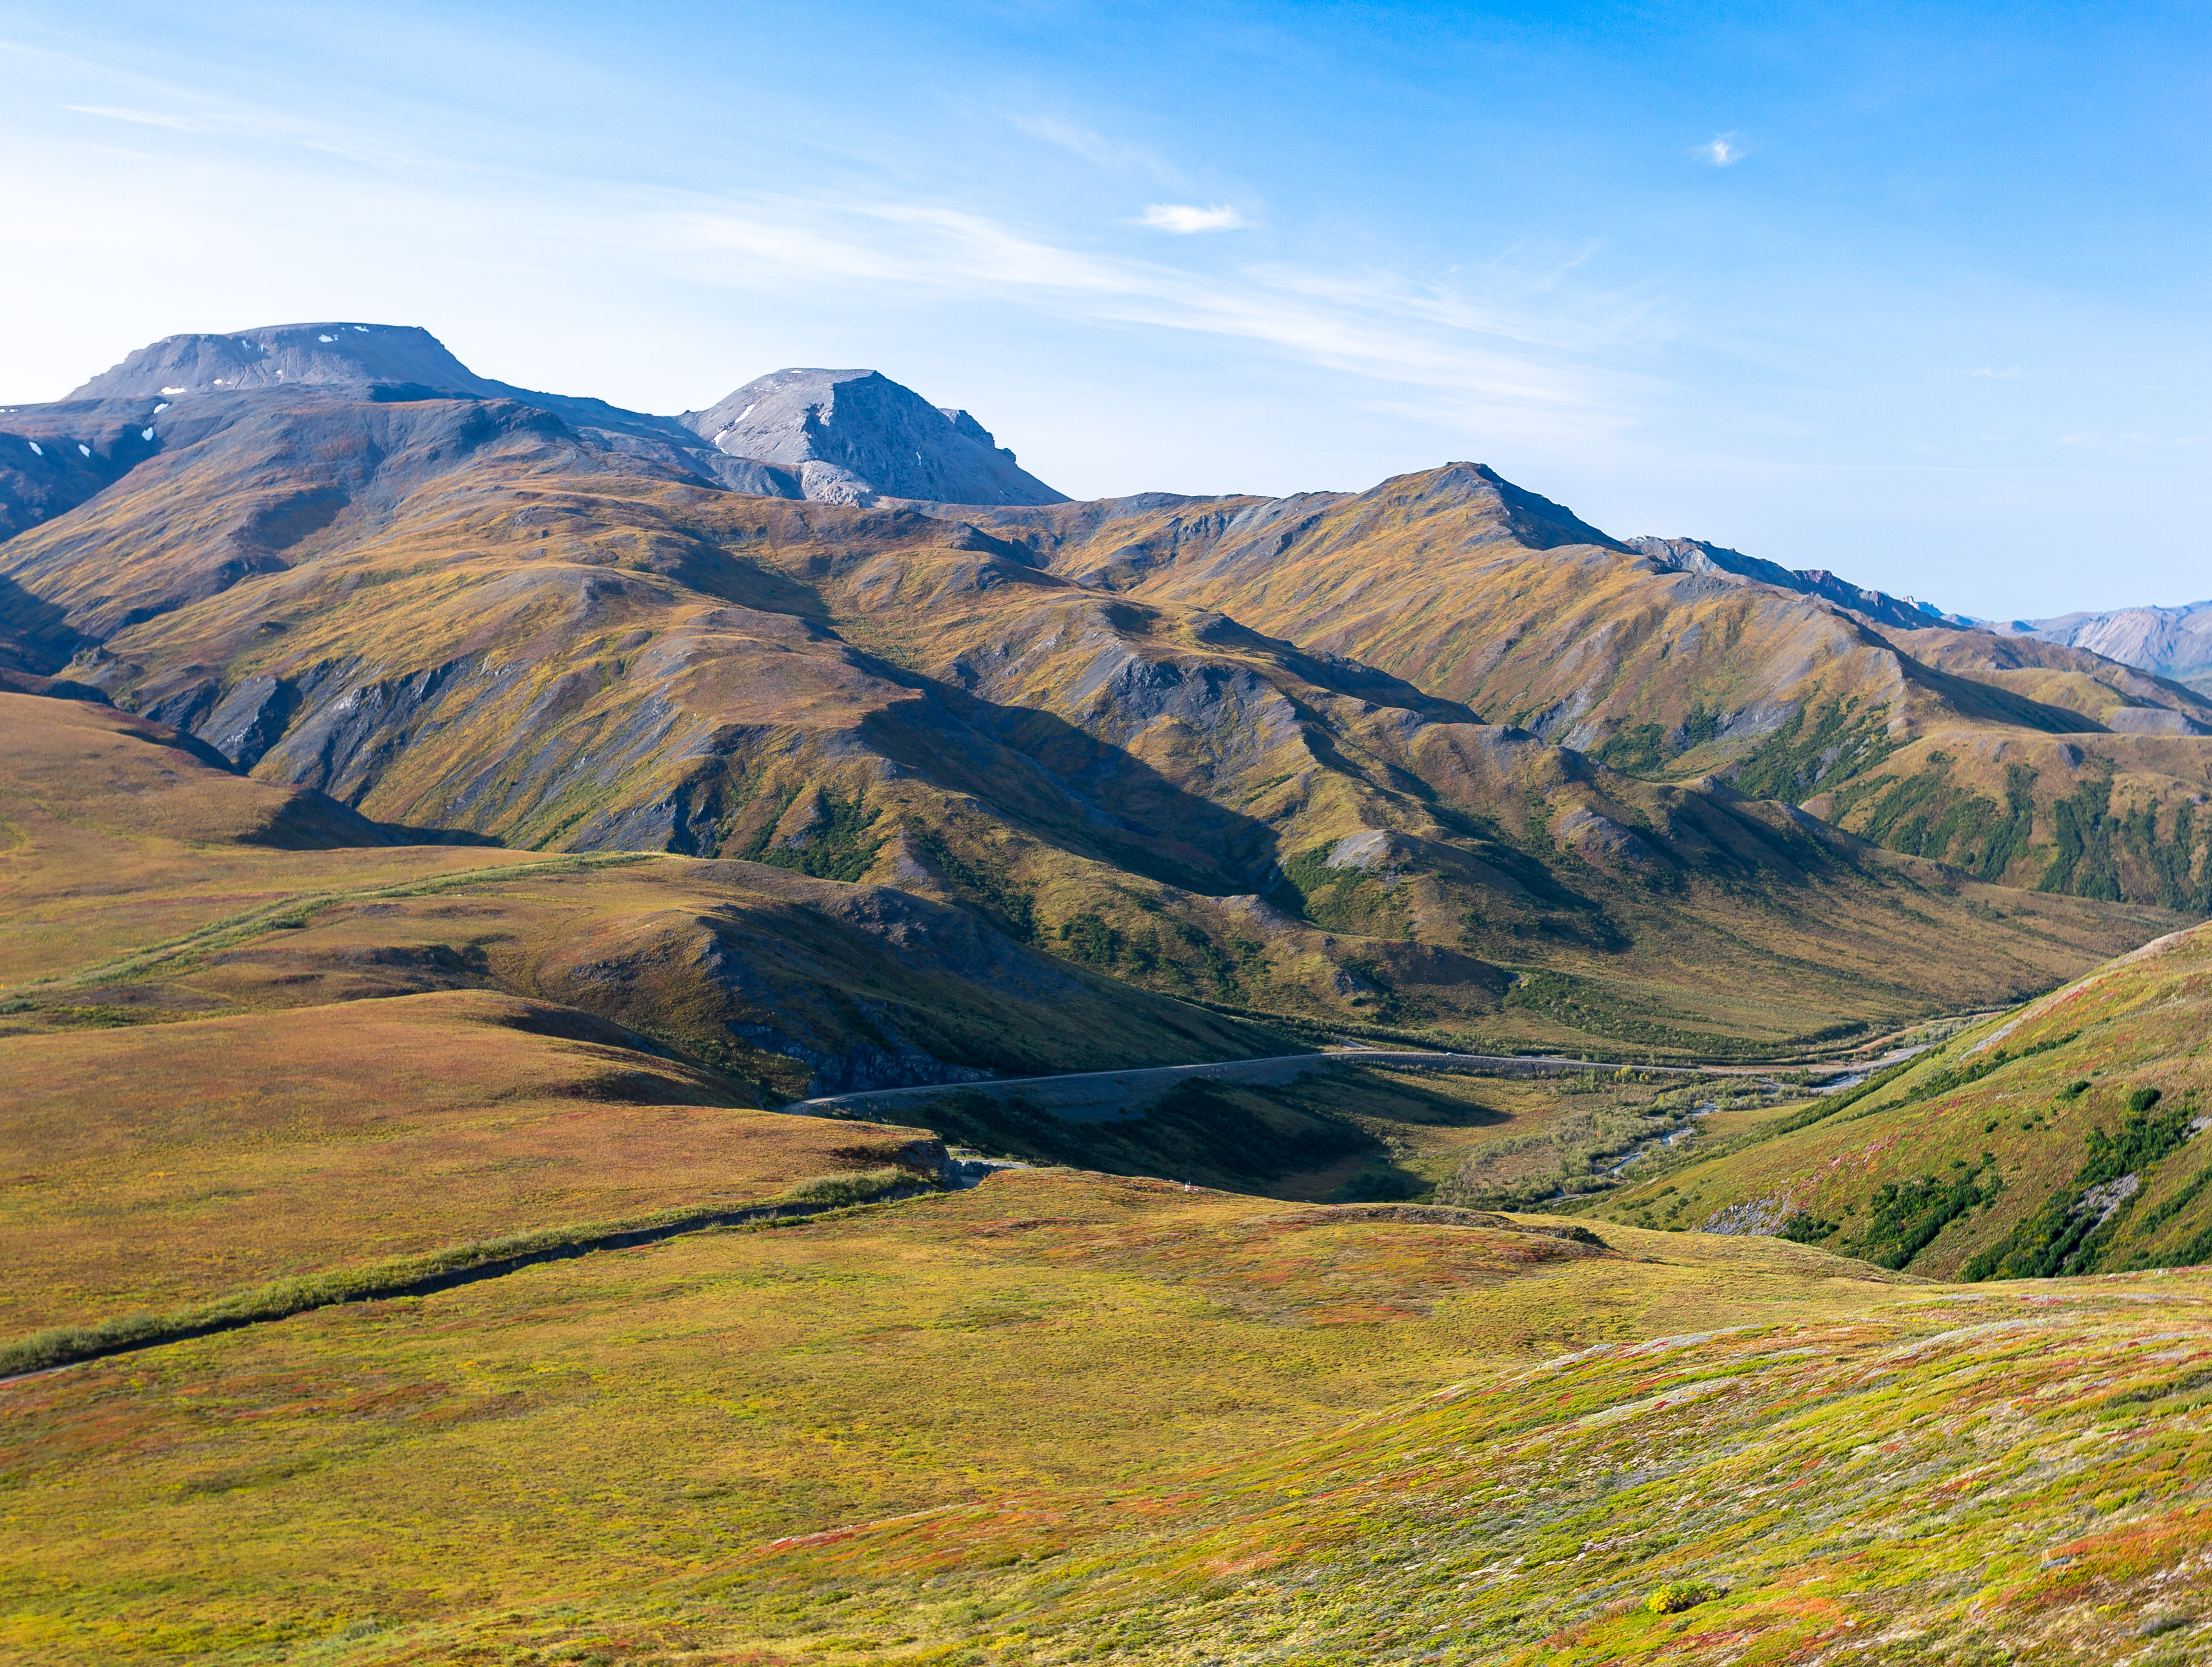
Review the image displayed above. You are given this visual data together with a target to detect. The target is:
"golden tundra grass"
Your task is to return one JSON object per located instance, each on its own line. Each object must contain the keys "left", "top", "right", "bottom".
{"left": 4, "top": 1169, "right": 2206, "bottom": 1665}
{"left": 0, "top": 988, "right": 950, "bottom": 1334}
{"left": 0, "top": 693, "right": 560, "bottom": 990}
{"left": 0, "top": 1168, "right": 1921, "bottom": 1664}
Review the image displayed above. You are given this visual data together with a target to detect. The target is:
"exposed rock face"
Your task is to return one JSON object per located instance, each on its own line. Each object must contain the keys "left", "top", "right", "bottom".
{"left": 681, "top": 368, "right": 1066, "bottom": 507}
{"left": 1627, "top": 535, "right": 1974, "bottom": 634}
{"left": 2017, "top": 600, "right": 2212, "bottom": 696}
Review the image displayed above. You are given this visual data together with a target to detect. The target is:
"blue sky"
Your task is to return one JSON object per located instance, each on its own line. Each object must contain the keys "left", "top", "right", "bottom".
{"left": 3, "top": 1, "right": 2206, "bottom": 617}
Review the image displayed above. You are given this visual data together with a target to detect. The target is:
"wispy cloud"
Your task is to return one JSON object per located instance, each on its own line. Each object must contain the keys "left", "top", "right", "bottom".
{"left": 1967, "top": 365, "right": 2024, "bottom": 379}
{"left": 1139, "top": 202, "right": 1248, "bottom": 233}
{"left": 67, "top": 104, "right": 194, "bottom": 129}
{"left": 1697, "top": 133, "right": 1744, "bottom": 167}
{"left": 651, "top": 190, "right": 1661, "bottom": 439}
{"left": 60, "top": 81, "right": 425, "bottom": 168}
{"left": 1007, "top": 112, "right": 1178, "bottom": 182}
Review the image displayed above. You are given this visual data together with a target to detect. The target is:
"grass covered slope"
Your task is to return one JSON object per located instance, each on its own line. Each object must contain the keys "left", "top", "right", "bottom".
{"left": 0, "top": 1170, "right": 1912, "bottom": 1663}
{"left": 1579, "top": 921, "right": 2212, "bottom": 1280}
{"left": 0, "top": 690, "right": 577, "bottom": 992}
{"left": 4, "top": 1169, "right": 2205, "bottom": 1666}
{"left": 0, "top": 692, "right": 1286, "bottom": 1097}
{"left": 1805, "top": 727, "right": 2212, "bottom": 910}
{"left": 716, "top": 1275, "right": 2212, "bottom": 1667}
{"left": 0, "top": 988, "right": 942, "bottom": 1335}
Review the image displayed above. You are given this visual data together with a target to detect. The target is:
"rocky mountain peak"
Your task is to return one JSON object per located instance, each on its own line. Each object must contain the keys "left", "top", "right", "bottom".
{"left": 1344, "top": 462, "right": 1630, "bottom": 553}
{"left": 679, "top": 367, "right": 1066, "bottom": 507}
{"left": 66, "top": 324, "right": 503, "bottom": 402}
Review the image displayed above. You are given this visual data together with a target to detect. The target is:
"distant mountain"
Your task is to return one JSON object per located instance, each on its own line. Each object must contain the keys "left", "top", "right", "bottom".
{"left": 68, "top": 322, "right": 505, "bottom": 402}
{"left": 38, "top": 324, "right": 1054, "bottom": 510}
{"left": 2012, "top": 599, "right": 2212, "bottom": 697}
{"left": 680, "top": 367, "right": 1066, "bottom": 507}
{"left": 1625, "top": 535, "right": 1978, "bottom": 633}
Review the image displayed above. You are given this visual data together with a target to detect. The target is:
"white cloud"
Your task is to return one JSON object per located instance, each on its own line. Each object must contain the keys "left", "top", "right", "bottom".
{"left": 1139, "top": 202, "right": 1248, "bottom": 234}
{"left": 1698, "top": 134, "right": 1743, "bottom": 167}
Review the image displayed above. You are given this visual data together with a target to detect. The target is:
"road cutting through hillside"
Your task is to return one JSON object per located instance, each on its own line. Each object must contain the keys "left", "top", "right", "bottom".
{"left": 790, "top": 1042, "right": 1934, "bottom": 1124}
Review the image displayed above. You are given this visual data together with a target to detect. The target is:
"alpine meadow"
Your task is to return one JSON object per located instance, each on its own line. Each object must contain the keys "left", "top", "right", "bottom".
{"left": 8, "top": 10, "right": 2212, "bottom": 1659}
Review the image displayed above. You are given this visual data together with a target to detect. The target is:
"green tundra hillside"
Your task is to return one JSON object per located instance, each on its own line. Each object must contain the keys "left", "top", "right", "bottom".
{"left": 966, "top": 467, "right": 2212, "bottom": 908}
{"left": 1577, "top": 917, "right": 2212, "bottom": 1280}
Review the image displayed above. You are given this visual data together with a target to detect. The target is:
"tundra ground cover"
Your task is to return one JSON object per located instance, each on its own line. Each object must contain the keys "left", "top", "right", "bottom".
{"left": 6, "top": 1169, "right": 2203, "bottom": 1666}
{"left": 0, "top": 988, "right": 947, "bottom": 1334}
{"left": 697, "top": 1275, "right": 2212, "bottom": 1666}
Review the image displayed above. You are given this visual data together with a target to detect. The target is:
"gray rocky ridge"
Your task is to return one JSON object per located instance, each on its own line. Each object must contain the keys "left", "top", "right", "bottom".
{"left": 51, "top": 324, "right": 1065, "bottom": 510}
{"left": 2015, "top": 601, "right": 2212, "bottom": 697}
{"left": 1627, "top": 535, "right": 1975, "bottom": 634}
{"left": 680, "top": 368, "right": 1066, "bottom": 507}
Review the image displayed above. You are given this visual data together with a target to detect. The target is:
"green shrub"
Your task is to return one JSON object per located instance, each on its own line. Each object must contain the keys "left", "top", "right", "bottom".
{"left": 1644, "top": 1581, "right": 1717, "bottom": 1614}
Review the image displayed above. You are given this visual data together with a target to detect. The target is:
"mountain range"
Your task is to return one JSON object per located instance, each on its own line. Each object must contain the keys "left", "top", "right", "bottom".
{"left": 10, "top": 321, "right": 2212, "bottom": 1666}
{"left": 2012, "top": 597, "right": 2212, "bottom": 697}
{"left": 8, "top": 322, "right": 2201, "bottom": 1081}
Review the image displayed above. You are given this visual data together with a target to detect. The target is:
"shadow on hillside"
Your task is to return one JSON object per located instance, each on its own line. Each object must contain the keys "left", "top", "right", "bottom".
{"left": 862, "top": 679, "right": 1284, "bottom": 897}
{"left": 374, "top": 822, "right": 507, "bottom": 847}
{"left": 0, "top": 571, "right": 87, "bottom": 677}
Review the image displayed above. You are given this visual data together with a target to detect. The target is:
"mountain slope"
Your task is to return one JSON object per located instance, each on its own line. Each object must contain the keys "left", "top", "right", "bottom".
{"left": 0, "top": 331, "right": 2190, "bottom": 1060}
{"left": 0, "top": 691, "right": 1284, "bottom": 1101}
{"left": 974, "top": 464, "right": 2097, "bottom": 763}
{"left": 4, "top": 416, "right": 2172, "bottom": 1053}
{"left": 1576, "top": 918, "right": 2212, "bottom": 1277}
{"left": 959, "top": 466, "right": 2212, "bottom": 908}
